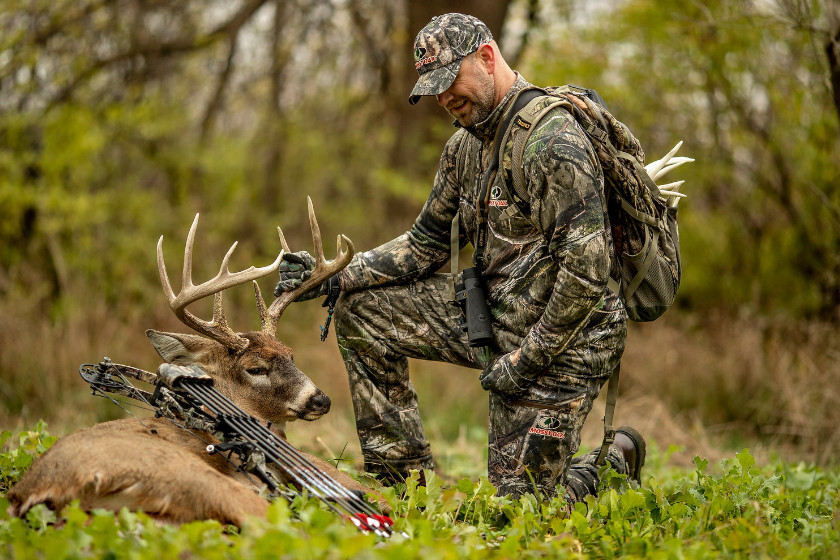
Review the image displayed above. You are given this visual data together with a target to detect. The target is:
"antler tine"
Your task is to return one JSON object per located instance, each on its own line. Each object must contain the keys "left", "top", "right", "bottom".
{"left": 157, "top": 213, "right": 284, "bottom": 351}
{"left": 645, "top": 141, "right": 683, "bottom": 180}
{"left": 277, "top": 226, "right": 291, "bottom": 253}
{"left": 262, "top": 198, "right": 355, "bottom": 336}
{"left": 254, "top": 280, "right": 269, "bottom": 332}
{"left": 655, "top": 157, "right": 695, "bottom": 181}
{"left": 157, "top": 235, "right": 176, "bottom": 303}
{"left": 182, "top": 212, "right": 199, "bottom": 292}
{"left": 307, "top": 196, "right": 327, "bottom": 266}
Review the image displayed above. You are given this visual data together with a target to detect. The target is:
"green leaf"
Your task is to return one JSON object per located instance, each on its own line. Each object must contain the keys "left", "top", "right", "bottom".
{"left": 24, "top": 504, "right": 57, "bottom": 531}
{"left": 621, "top": 488, "right": 647, "bottom": 511}
{"left": 265, "top": 498, "right": 291, "bottom": 526}
{"left": 0, "top": 497, "right": 9, "bottom": 521}
{"left": 736, "top": 449, "right": 756, "bottom": 471}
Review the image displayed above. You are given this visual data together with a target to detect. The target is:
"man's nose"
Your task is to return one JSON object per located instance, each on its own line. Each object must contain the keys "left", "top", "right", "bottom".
{"left": 437, "top": 90, "right": 453, "bottom": 107}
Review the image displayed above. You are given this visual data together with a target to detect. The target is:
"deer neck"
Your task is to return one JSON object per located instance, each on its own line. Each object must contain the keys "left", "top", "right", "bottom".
{"left": 269, "top": 421, "right": 287, "bottom": 440}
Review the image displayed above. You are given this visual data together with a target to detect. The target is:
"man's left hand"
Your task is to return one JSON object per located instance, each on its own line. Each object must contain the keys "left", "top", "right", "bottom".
{"left": 274, "top": 251, "right": 329, "bottom": 301}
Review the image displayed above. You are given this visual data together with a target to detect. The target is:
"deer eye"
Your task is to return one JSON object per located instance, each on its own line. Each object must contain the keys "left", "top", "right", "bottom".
{"left": 245, "top": 367, "right": 268, "bottom": 376}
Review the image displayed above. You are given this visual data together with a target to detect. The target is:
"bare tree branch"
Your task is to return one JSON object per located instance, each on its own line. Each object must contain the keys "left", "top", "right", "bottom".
{"left": 31, "top": 0, "right": 109, "bottom": 46}
{"left": 46, "top": 0, "right": 271, "bottom": 109}
{"left": 200, "top": 36, "right": 238, "bottom": 140}
{"left": 210, "top": 0, "right": 271, "bottom": 38}
{"left": 506, "top": 0, "right": 539, "bottom": 69}
{"left": 769, "top": 0, "right": 840, "bottom": 124}
{"left": 827, "top": 26, "right": 840, "bottom": 122}
{"left": 348, "top": 0, "right": 391, "bottom": 96}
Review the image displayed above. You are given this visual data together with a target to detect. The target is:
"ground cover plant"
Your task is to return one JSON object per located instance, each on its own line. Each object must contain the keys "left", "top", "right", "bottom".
{"left": 1, "top": 423, "right": 838, "bottom": 559}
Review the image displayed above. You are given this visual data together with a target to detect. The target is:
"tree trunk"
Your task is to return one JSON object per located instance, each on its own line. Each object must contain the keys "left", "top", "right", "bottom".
{"left": 826, "top": 26, "right": 840, "bottom": 124}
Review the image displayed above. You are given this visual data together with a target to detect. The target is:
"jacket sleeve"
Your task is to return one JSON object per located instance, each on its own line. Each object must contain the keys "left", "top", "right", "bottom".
{"left": 513, "top": 108, "right": 610, "bottom": 373}
{"left": 339, "top": 132, "right": 465, "bottom": 292}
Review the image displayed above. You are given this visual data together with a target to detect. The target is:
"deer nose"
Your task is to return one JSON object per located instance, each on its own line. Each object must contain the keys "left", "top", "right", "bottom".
{"left": 307, "top": 392, "right": 331, "bottom": 414}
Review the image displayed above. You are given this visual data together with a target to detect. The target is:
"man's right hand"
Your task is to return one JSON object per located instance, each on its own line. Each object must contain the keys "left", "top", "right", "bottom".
{"left": 273, "top": 251, "right": 328, "bottom": 301}
{"left": 479, "top": 348, "right": 540, "bottom": 397}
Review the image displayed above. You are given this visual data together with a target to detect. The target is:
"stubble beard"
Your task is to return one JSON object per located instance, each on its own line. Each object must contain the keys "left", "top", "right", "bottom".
{"left": 450, "top": 73, "right": 496, "bottom": 128}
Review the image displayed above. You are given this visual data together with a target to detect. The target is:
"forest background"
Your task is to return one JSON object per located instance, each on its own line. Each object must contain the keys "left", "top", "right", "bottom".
{"left": 1, "top": 0, "right": 838, "bottom": 478}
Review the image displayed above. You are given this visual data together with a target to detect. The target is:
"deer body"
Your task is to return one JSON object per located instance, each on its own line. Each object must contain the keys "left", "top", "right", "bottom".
{"left": 7, "top": 201, "right": 374, "bottom": 526}
{"left": 8, "top": 418, "right": 270, "bottom": 526}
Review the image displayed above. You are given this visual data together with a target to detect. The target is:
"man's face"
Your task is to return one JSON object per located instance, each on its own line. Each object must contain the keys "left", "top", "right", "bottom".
{"left": 436, "top": 54, "right": 496, "bottom": 128}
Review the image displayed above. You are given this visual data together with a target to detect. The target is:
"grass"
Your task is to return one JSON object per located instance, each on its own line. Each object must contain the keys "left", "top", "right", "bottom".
{"left": 1, "top": 422, "right": 838, "bottom": 559}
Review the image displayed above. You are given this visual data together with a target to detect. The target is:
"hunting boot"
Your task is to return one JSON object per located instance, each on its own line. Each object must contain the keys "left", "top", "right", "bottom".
{"left": 613, "top": 426, "right": 646, "bottom": 483}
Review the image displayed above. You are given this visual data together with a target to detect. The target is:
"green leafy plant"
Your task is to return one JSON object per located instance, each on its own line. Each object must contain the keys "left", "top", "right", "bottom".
{"left": 0, "top": 421, "right": 56, "bottom": 494}
{"left": 2, "top": 428, "right": 838, "bottom": 559}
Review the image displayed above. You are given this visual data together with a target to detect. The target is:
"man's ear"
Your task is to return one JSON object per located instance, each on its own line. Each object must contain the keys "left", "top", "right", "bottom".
{"left": 475, "top": 43, "right": 496, "bottom": 74}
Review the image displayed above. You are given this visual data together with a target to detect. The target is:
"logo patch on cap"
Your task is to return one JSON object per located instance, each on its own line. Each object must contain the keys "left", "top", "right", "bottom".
{"left": 414, "top": 45, "right": 437, "bottom": 70}
{"left": 415, "top": 55, "right": 437, "bottom": 70}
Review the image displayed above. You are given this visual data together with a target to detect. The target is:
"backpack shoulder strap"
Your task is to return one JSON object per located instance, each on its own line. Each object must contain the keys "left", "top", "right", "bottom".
{"left": 472, "top": 87, "right": 544, "bottom": 269}
{"left": 506, "top": 95, "right": 571, "bottom": 205}
{"left": 505, "top": 85, "right": 611, "bottom": 204}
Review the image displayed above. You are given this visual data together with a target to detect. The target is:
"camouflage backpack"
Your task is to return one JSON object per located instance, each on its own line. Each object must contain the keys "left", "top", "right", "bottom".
{"left": 497, "top": 85, "right": 682, "bottom": 322}
{"left": 454, "top": 85, "right": 685, "bottom": 466}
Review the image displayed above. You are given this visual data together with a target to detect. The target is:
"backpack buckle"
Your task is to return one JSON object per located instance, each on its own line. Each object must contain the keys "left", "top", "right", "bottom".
{"left": 584, "top": 122, "right": 610, "bottom": 144}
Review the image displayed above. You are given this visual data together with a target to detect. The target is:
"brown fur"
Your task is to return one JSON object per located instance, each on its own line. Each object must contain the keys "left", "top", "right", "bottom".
{"left": 7, "top": 330, "right": 383, "bottom": 525}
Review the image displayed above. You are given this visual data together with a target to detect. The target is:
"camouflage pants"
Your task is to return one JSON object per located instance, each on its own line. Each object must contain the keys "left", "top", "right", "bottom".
{"left": 333, "top": 273, "right": 628, "bottom": 501}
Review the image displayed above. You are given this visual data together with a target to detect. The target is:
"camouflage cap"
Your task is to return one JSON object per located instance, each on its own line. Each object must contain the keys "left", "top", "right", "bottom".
{"left": 409, "top": 13, "right": 493, "bottom": 105}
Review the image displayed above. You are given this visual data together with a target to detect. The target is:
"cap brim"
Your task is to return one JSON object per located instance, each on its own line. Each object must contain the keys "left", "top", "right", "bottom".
{"left": 408, "top": 59, "right": 464, "bottom": 105}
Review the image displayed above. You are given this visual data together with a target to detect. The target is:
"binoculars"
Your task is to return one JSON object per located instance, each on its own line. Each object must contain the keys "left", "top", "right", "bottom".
{"left": 454, "top": 267, "right": 493, "bottom": 348}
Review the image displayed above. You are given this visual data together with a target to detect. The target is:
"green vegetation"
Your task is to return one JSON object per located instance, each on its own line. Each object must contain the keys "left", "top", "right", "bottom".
{"left": 1, "top": 0, "right": 838, "bottom": 556}
{"left": 1, "top": 424, "right": 838, "bottom": 559}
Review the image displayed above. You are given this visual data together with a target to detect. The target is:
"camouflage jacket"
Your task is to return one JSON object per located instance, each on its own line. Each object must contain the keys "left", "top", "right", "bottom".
{"left": 340, "top": 75, "right": 625, "bottom": 373}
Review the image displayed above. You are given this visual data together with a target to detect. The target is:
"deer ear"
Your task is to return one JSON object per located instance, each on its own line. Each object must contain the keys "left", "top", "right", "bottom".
{"left": 145, "top": 330, "right": 209, "bottom": 363}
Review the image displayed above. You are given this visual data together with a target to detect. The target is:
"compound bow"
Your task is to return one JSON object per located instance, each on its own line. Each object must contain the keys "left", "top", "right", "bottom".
{"left": 80, "top": 358, "right": 397, "bottom": 537}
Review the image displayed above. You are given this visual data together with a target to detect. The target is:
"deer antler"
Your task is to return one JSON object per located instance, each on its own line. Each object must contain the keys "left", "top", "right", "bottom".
{"left": 157, "top": 214, "right": 285, "bottom": 352}
{"left": 645, "top": 141, "right": 694, "bottom": 208}
{"left": 254, "top": 197, "right": 355, "bottom": 337}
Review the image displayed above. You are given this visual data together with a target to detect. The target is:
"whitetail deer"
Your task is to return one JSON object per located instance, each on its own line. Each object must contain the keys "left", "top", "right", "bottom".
{"left": 7, "top": 199, "right": 375, "bottom": 527}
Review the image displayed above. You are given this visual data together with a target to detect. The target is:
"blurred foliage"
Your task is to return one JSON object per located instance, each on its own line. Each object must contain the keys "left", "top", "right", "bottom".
{"left": 0, "top": 0, "right": 838, "bottom": 461}
{"left": 525, "top": 0, "right": 840, "bottom": 318}
{"left": 0, "top": 0, "right": 836, "bottom": 323}
{"left": 0, "top": 420, "right": 56, "bottom": 494}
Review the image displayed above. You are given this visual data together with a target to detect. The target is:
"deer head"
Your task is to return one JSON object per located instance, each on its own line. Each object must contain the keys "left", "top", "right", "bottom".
{"left": 147, "top": 198, "right": 354, "bottom": 433}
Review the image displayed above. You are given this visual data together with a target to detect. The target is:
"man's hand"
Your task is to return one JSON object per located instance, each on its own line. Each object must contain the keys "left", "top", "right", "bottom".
{"left": 273, "top": 251, "right": 329, "bottom": 301}
{"left": 479, "top": 349, "right": 538, "bottom": 397}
